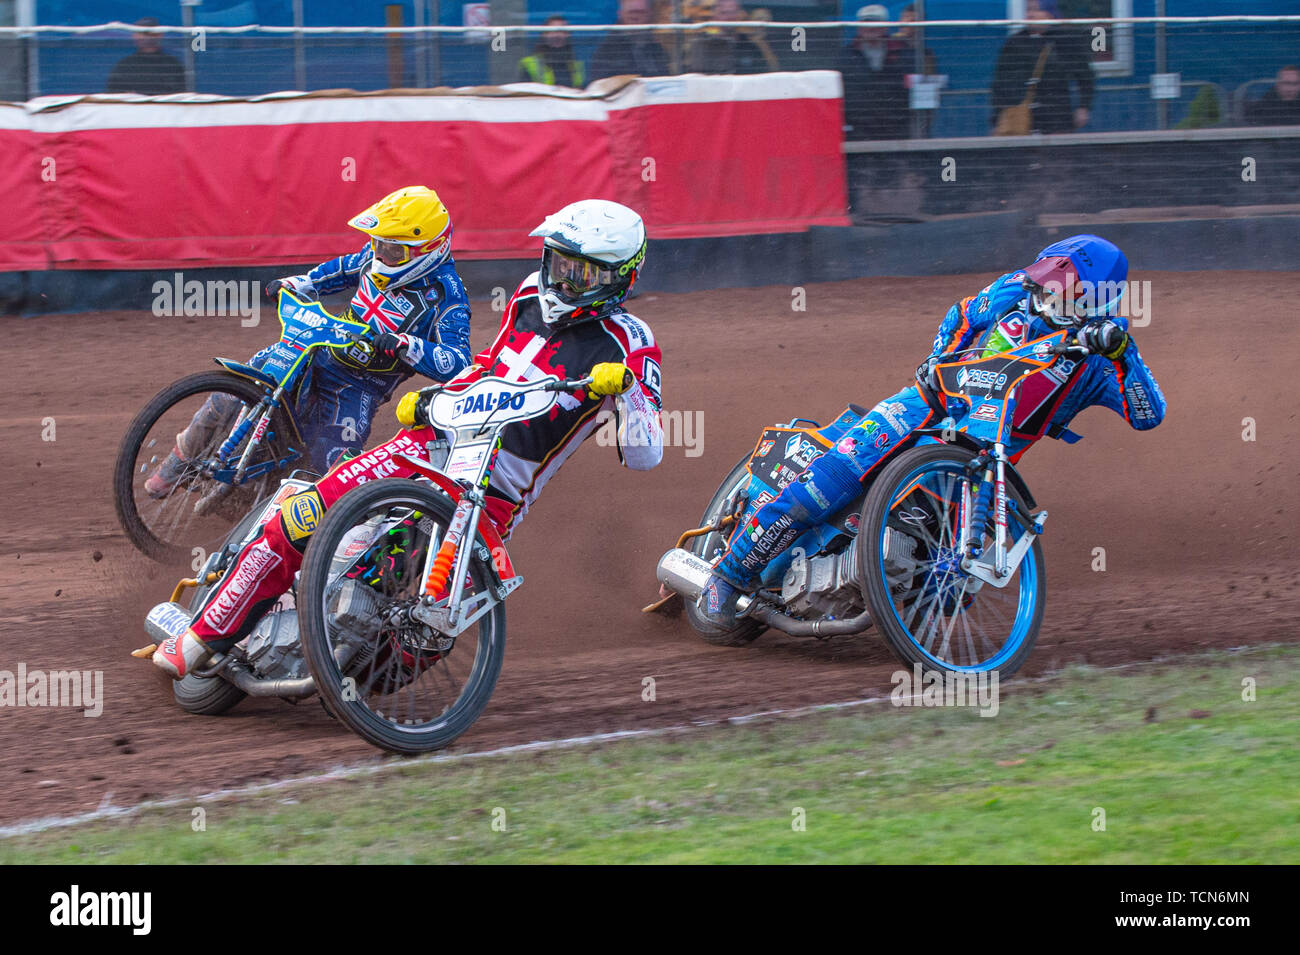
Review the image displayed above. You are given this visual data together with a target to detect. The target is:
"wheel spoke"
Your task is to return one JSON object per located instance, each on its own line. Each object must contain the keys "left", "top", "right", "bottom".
{"left": 883, "top": 456, "right": 1037, "bottom": 672}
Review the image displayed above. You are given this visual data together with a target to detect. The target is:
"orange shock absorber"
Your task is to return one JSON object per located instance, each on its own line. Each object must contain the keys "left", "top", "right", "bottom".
{"left": 424, "top": 539, "right": 458, "bottom": 597}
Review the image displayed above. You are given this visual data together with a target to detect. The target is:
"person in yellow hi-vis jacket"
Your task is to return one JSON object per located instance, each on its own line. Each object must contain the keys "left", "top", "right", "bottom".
{"left": 517, "top": 16, "right": 586, "bottom": 87}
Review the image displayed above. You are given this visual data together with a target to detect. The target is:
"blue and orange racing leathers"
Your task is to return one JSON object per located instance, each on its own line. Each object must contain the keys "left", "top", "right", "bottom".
{"left": 714, "top": 270, "right": 1167, "bottom": 586}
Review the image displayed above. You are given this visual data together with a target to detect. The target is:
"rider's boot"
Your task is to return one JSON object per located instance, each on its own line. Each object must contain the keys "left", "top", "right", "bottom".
{"left": 144, "top": 442, "right": 191, "bottom": 498}
{"left": 152, "top": 628, "right": 214, "bottom": 679}
{"left": 698, "top": 573, "right": 748, "bottom": 629}
{"left": 143, "top": 396, "right": 232, "bottom": 497}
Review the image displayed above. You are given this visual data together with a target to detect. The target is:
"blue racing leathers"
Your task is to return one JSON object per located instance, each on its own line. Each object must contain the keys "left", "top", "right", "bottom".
{"left": 251, "top": 246, "right": 472, "bottom": 471}
{"left": 714, "top": 270, "right": 1166, "bottom": 586}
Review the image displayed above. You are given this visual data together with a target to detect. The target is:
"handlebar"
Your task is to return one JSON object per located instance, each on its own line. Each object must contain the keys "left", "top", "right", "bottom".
{"left": 544, "top": 375, "right": 594, "bottom": 393}
{"left": 1048, "top": 344, "right": 1090, "bottom": 357}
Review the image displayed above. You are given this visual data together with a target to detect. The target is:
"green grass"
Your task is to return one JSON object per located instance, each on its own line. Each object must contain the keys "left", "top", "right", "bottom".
{"left": 5, "top": 645, "right": 1298, "bottom": 863}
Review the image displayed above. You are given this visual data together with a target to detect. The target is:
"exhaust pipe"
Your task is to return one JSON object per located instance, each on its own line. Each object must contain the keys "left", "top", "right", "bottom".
{"left": 656, "top": 548, "right": 714, "bottom": 602}
{"left": 144, "top": 601, "right": 195, "bottom": 645}
{"left": 747, "top": 605, "right": 872, "bottom": 639}
{"left": 656, "top": 547, "right": 754, "bottom": 612}
{"left": 225, "top": 665, "right": 317, "bottom": 699}
{"left": 657, "top": 548, "right": 871, "bottom": 637}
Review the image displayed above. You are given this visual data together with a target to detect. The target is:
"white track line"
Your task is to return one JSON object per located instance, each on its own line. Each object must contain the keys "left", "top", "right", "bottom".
{"left": 0, "top": 644, "right": 1272, "bottom": 839}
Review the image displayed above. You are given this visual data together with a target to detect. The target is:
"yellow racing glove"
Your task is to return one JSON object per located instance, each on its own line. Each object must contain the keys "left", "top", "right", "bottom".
{"left": 395, "top": 389, "right": 433, "bottom": 427}
{"left": 589, "top": 362, "right": 634, "bottom": 397}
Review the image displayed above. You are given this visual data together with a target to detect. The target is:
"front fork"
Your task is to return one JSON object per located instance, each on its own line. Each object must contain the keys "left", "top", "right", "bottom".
{"left": 232, "top": 388, "right": 284, "bottom": 483}
{"left": 959, "top": 443, "right": 1047, "bottom": 586}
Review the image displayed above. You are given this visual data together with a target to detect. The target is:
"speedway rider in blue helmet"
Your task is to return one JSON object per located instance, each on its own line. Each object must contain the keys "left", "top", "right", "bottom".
{"left": 698, "top": 234, "right": 1167, "bottom": 626}
{"left": 146, "top": 186, "right": 472, "bottom": 495}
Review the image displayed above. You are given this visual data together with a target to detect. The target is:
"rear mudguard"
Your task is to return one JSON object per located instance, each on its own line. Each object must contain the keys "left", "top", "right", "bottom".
{"left": 393, "top": 454, "right": 517, "bottom": 583}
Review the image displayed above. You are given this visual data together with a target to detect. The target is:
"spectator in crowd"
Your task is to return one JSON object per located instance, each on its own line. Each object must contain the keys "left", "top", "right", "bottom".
{"left": 683, "top": 0, "right": 776, "bottom": 75}
{"left": 517, "top": 15, "right": 585, "bottom": 87}
{"left": 990, "top": 0, "right": 1093, "bottom": 134}
{"left": 589, "top": 0, "right": 670, "bottom": 82}
{"left": 838, "top": 4, "right": 912, "bottom": 141}
{"left": 107, "top": 17, "right": 185, "bottom": 95}
{"left": 892, "top": 2, "right": 939, "bottom": 137}
{"left": 892, "top": 3, "right": 936, "bottom": 75}
{"left": 1246, "top": 65, "right": 1300, "bottom": 126}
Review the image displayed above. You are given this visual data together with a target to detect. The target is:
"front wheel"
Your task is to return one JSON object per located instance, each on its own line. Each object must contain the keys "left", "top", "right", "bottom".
{"left": 114, "top": 370, "right": 297, "bottom": 561}
{"left": 857, "top": 444, "right": 1045, "bottom": 678}
{"left": 297, "top": 479, "right": 506, "bottom": 755}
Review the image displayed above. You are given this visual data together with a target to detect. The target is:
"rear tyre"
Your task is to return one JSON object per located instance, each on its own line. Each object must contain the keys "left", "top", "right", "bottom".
{"left": 172, "top": 670, "right": 246, "bottom": 716}
{"left": 683, "top": 457, "right": 764, "bottom": 647}
{"left": 114, "top": 370, "right": 296, "bottom": 562}
{"left": 166, "top": 489, "right": 279, "bottom": 717}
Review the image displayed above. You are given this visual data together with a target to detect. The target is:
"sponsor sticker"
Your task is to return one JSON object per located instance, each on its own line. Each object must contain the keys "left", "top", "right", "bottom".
{"left": 280, "top": 490, "right": 324, "bottom": 542}
{"left": 640, "top": 357, "right": 663, "bottom": 406}
{"left": 956, "top": 367, "right": 1009, "bottom": 392}
{"left": 434, "top": 346, "right": 455, "bottom": 375}
{"left": 798, "top": 471, "right": 831, "bottom": 509}
{"left": 784, "top": 434, "right": 824, "bottom": 470}
{"left": 203, "top": 540, "right": 282, "bottom": 634}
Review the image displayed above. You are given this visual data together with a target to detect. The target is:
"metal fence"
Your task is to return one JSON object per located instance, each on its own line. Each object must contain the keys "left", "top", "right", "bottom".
{"left": 3, "top": 17, "right": 1299, "bottom": 138}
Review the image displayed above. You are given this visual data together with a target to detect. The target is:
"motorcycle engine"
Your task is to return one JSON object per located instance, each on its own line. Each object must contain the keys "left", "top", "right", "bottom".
{"left": 243, "top": 593, "right": 308, "bottom": 681}
{"left": 781, "top": 546, "right": 863, "bottom": 619}
{"left": 780, "top": 528, "right": 919, "bottom": 618}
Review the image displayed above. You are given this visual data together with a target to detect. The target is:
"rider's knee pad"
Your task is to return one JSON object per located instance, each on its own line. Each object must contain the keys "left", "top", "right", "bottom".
{"left": 788, "top": 452, "right": 863, "bottom": 522}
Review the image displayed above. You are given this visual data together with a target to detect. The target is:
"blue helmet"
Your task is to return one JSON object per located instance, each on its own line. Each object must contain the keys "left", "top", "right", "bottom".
{"left": 1023, "top": 234, "right": 1129, "bottom": 326}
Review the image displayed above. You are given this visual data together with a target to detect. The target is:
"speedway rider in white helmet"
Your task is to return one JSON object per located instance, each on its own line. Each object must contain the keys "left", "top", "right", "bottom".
{"left": 155, "top": 198, "right": 664, "bottom": 679}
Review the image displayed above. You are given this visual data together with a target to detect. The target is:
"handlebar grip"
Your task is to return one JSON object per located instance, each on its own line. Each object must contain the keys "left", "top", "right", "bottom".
{"left": 545, "top": 376, "right": 595, "bottom": 392}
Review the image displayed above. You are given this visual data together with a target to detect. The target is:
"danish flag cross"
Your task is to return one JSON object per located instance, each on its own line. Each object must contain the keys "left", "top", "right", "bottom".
{"left": 352, "top": 277, "right": 405, "bottom": 332}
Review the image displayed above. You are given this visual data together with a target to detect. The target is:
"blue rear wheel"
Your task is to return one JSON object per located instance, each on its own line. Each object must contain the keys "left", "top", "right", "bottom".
{"left": 857, "top": 444, "right": 1045, "bottom": 677}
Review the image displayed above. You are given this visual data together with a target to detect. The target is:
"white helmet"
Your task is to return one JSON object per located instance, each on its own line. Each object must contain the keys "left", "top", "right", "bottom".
{"left": 529, "top": 199, "right": 647, "bottom": 325}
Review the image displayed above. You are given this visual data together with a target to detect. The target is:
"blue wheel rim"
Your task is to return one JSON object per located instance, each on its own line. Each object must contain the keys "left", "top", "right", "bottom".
{"left": 878, "top": 458, "right": 1038, "bottom": 673}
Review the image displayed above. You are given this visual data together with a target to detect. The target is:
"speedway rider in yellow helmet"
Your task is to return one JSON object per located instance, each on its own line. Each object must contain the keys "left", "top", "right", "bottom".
{"left": 145, "top": 186, "right": 472, "bottom": 496}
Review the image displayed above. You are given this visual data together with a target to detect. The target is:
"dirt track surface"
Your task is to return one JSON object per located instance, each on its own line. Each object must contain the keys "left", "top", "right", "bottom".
{"left": 2, "top": 271, "right": 1298, "bottom": 826}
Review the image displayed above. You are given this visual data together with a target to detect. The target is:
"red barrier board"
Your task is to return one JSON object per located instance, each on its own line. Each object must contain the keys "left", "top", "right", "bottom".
{"left": 0, "top": 73, "right": 848, "bottom": 271}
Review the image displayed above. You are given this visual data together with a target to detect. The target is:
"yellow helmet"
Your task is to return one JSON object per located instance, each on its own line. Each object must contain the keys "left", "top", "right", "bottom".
{"left": 348, "top": 185, "right": 454, "bottom": 290}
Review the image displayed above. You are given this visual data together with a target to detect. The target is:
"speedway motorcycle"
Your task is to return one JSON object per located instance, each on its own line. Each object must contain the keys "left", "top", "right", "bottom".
{"left": 136, "top": 372, "right": 592, "bottom": 754}
{"left": 114, "top": 290, "right": 372, "bottom": 561}
{"left": 652, "top": 329, "right": 1090, "bottom": 678}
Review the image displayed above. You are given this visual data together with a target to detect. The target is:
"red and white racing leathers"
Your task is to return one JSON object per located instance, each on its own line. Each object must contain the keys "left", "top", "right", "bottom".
{"left": 188, "top": 273, "right": 663, "bottom": 646}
